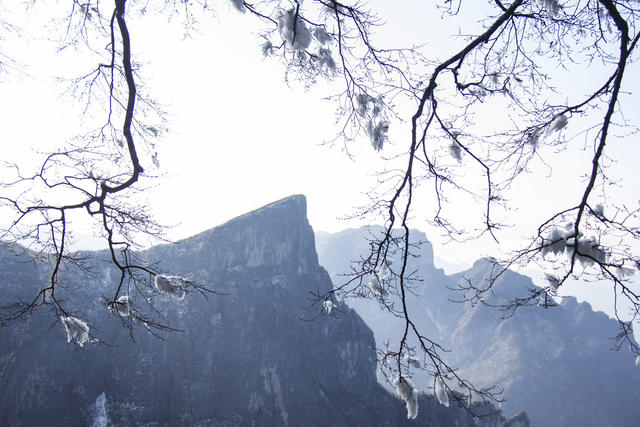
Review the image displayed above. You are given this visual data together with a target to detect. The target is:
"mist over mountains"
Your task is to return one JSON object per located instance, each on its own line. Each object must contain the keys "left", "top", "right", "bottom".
{"left": 316, "top": 226, "right": 640, "bottom": 427}
{"left": 0, "top": 196, "right": 526, "bottom": 426}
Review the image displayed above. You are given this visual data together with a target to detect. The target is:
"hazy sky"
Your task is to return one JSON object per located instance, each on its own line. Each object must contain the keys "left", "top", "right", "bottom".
{"left": 1, "top": 1, "right": 639, "bottom": 319}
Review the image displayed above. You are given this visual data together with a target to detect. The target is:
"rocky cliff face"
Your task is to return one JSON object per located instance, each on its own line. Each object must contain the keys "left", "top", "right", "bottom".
{"left": 316, "top": 226, "right": 640, "bottom": 427}
{"left": 0, "top": 196, "right": 526, "bottom": 426}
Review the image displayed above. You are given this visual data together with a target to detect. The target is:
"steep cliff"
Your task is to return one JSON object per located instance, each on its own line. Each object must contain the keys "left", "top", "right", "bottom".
{"left": 0, "top": 196, "right": 526, "bottom": 426}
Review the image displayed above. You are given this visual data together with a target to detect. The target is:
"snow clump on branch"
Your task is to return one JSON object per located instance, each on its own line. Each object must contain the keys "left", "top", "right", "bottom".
{"left": 404, "top": 354, "right": 421, "bottom": 369}
{"left": 593, "top": 204, "right": 604, "bottom": 218}
{"left": 314, "top": 27, "right": 332, "bottom": 44}
{"left": 323, "top": 300, "right": 335, "bottom": 314}
{"left": 449, "top": 141, "right": 462, "bottom": 162}
{"left": 278, "top": 9, "right": 312, "bottom": 51}
{"left": 367, "top": 120, "right": 389, "bottom": 151}
{"left": 356, "top": 93, "right": 389, "bottom": 150}
{"left": 110, "top": 295, "right": 130, "bottom": 317}
{"left": 60, "top": 315, "right": 90, "bottom": 347}
{"left": 377, "top": 258, "right": 392, "bottom": 279}
{"left": 229, "top": 0, "right": 245, "bottom": 13}
{"left": 576, "top": 236, "right": 607, "bottom": 266}
{"left": 394, "top": 376, "right": 418, "bottom": 419}
{"left": 356, "top": 94, "right": 371, "bottom": 117}
{"left": 317, "top": 48, "right": 336, "bottom": 71}
{"left": 261, "top": 40, "right": 274, "bottom": 57}
{"left": 549, "top": 114, "right": 568, "bottom": 132}
{"left": 539, "top": 0, "right": 560, "bottom": 15}
{"left": 526, "top": 128, "right": 542, "bottom": 146}
{"left": 368, "top": 276, "right": 389, "bottom": 298}
{"left": 541, "top": 227, "right": 571, "bottom": 256}
{"left": 434, "top": 374, "right": 449, "bottom": 407}
{"left": 155, "top": 275, "right": 186, "bottom": 300}
{"left": 541, "top": 225, "right": 608, "bottom": 267}
{"left": 545, "top": 274, "right": 562, "bottom": 292}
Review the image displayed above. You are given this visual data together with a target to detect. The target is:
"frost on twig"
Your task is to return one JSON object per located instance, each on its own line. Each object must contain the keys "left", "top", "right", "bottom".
{"left": 60, "top": 315, "right": 90, "bottom": 347}
{"left": 394, "top": 376, "right": 418, "bottom": 419}
{"left": 154, "top": 275, "right": 186, "bottom": 300}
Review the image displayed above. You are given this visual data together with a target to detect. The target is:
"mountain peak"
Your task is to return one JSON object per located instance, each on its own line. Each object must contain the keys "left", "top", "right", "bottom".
{"left": 157, "top": 194, "right": 317, "bottom": 274}
{"left": 222, "top": 194, "right": 308, "bottom": 227}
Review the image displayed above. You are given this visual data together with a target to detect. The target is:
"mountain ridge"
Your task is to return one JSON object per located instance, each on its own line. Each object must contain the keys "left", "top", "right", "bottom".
{"left": 316, "top": 225, "right": 640, "bottom": 427}
{"left": 0, "top": 195, "right": 527, "bottom": 426}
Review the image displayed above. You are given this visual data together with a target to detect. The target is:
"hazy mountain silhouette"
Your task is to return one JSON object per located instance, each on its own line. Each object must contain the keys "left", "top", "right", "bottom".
{"left": 316, "top": 226, "right": 640, "bottom": 427}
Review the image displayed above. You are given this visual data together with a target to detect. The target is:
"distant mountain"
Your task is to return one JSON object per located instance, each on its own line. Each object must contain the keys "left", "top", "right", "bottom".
{"left": 0, "top": 196, "right": 526, "bottom": 426}
{"left": 316, "top": 226, "right": 640, "bottom": 427}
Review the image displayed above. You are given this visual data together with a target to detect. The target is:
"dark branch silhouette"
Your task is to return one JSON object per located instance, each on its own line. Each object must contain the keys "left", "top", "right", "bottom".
{"left": 2, "top": 0, "right": 639, "bottom": 417}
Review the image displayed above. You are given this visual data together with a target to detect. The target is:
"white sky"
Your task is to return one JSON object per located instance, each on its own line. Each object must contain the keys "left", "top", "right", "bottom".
{"left": 1, "top": 1, "right": 639, "bottom": 319}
